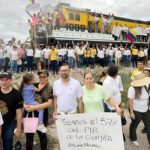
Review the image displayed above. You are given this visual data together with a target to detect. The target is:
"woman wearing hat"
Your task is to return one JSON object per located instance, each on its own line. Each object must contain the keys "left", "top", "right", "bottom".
{"left": 24, "top": 70, "right": 53, "bottom": 150}
{"left": 128, "top": 72, "right": 150, "bottom": 147}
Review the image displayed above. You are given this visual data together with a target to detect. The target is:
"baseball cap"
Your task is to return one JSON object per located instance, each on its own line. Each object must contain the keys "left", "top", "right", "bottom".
{"left": 0, "top": 72, "right": 12, "bottom": 79}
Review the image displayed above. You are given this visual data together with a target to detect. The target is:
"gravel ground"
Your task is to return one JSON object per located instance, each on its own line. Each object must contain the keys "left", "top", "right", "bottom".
{"left": 49, "top": 110, "right": 150, "bottom": 150}
{"left": 1, "top": 67, "right": 149, "bottom": 150}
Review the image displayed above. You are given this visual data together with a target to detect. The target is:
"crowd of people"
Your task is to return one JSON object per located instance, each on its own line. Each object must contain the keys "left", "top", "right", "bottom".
{"left": 0, "top": 60, "right": 150, "bottom": 149}
{"left": 0, "top": 38, "right": 149, "bottom": 76}
{"left": 26, "top": 5, "right": 150, "bottom": 43}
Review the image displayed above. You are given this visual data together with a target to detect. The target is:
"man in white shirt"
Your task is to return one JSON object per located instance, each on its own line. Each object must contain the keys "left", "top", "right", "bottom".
{"left": 94, "top": 13, "right": 99, "bottom": 33}
{"left": 42, "top": 45, "right": 51, "bottom": 70}
{"left": 53, "top": 64, "right": 84, "bottom": 116}
{"left": 96, "top": 44, "right": 105, "bottom": 67}
{"left": 9, "top": 46, "right": 19, "bottom": 74}
{"left": 4, "top": 41, "right": 13, "bottom": 72}
{"left": 103, "top": 66, "right": 122, "bottom": 111}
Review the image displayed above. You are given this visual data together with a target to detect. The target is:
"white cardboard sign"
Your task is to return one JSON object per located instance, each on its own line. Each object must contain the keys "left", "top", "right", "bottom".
{"left": 56, "top": 113, "right": 125, "bottom": 150}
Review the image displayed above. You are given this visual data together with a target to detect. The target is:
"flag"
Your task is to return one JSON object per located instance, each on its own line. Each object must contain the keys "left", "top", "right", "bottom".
{"left": 126, "top": 29, "right": 137, "bottom": 42}
{"left": 59, "top": 10, "right": 66, "bottom": 24}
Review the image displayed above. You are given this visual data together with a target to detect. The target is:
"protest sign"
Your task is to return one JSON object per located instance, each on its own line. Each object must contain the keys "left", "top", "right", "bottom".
{"left": 26, "top": 3, "right": 40, "bottom": 13}
{"left": 56, "top": 113, "right": 125, "bottom": 150}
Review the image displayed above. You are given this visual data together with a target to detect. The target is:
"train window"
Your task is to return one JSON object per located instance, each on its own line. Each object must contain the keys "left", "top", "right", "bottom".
{"left": 69, "top": 13, "right": 74, "bottom": 20}
{"left": 75, "top": 14, "right": 80, "bottom": 21}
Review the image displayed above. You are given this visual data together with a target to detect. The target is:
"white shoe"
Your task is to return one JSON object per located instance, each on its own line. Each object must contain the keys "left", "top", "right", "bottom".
{"left": 132, "top": 141, "right": 139, "bottom": 146}
{"left": 37, "top": 124, "right": 47, "bottom": 133}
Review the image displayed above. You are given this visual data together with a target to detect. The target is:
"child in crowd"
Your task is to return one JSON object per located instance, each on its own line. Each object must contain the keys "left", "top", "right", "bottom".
{"left": 0, "top": 112, "right": 3, "bottom": 139}
{"left": 20, "top": 73, "right": 47, "bottom": 133}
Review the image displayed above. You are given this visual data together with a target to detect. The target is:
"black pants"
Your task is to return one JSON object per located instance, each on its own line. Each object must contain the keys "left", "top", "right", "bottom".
{"left": 131, "top": 55, "right": 138, "bottom": 68}
{"left": 104, "top": 103, "right": 126, "bottom": 141}
{"left": 23, "top": 111, "right": 47, "bottom": 150}
{"left": 130, "top": 110, "right": 150, "bottom": 145}
{"left": 26, "top": 131, "right": 47, "bottom": 150}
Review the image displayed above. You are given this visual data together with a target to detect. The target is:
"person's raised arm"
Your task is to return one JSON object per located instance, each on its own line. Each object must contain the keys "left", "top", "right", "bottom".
{"left": 26, "top": 10, "right": 32, "bottom": 18}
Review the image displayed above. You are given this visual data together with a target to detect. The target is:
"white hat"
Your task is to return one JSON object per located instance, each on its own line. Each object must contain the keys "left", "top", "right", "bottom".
{"left": 131, "top": 72, "right": 150, "bottom": 87}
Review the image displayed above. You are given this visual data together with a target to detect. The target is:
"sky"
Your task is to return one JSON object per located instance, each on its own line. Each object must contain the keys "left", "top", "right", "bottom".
{"left": 0, "top": 0, "right": 150, "bottom": 42}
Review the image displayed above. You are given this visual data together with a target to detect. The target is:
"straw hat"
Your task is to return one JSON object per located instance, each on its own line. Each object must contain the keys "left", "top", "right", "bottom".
{"left": 131, "top": 72, "right": 150, "bottom": 87}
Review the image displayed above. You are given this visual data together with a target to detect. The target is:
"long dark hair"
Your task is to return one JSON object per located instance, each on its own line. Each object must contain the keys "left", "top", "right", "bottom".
{"left": 19, "top": 73, "right": 34, "bottom": 92}
{"left": 41, "top": 82, "right": 52, "bottom": 102}
{"left": 134, "top": 87, "right": 142, "bottom": 99}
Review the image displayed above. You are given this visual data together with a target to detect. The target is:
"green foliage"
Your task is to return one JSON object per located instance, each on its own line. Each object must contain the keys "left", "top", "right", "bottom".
{"left": 119, "top": 72, "right": 131, "bottom": 108}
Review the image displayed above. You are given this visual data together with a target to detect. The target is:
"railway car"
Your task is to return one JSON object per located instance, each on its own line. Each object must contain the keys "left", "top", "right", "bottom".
{"left": 34, "top": 3, "right": 150, "bottom": 45}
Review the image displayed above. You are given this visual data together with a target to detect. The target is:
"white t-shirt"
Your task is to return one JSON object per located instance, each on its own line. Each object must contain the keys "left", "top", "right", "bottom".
{"left": 144, "top": 48, "right": 148, "bottom": 56}
{"left": 0, "top": 112, "right": 3, "bottom": 126}
{"left": 115, "top": 49, "right": 122, "bottom": 58}
{"left": 103, "top": 75, "right": 121, "bottom": 110}
{"left": 128, "top": 86, "right": 149, "bottom": 112}
{"left": 53, "top": 78, "right": 82, "bottom": 112}
{"left": 34, "top": 49, "right": 42, "bottom": 58}
{"left": 26, "top": 49, "right": 34, "bottom": 57}
{"left": 68, "top": 49, "right": 75, "bottom": 58}
{"left": 108, "top": 48, "right": 115, "bottom": 56}
{"left": 139, "top": 50, "right": 145, "bottom": 57}
{"left": 58, "top": 48, "right": 64, "bottom": 56}
{"left": 0, "top": 48, "right": 4, "bottom": 58}
{"left": 9, "top": 50, "right": 18, "bottom": 60}
{"left": 115, "top": 75, "right": 124, "bottom": 92}
{"left": 43, "top": 48, "right": 50, "bottom": 59}
{"left": 123, "top": 50, "right": 128, "bottom": 56}
{"left": 97, "top": 48, "right": 104, "bottom": 58}
{"left": 127, "top": 49, "right": 131, "bottom": 56}
{"left": 4, "top": 45, "right": 13, "bottom": 57}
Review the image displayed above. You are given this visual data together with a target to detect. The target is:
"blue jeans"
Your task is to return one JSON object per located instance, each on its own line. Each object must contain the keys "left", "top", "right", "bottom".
{"left": 78, "top": 55, "right": 84, "bottom": 68}
{"left": 2, "top": 120, "right": 15, "bottom": 150}
{"left": 108, "top": 55, "right": 113, "bottom": 66}
{"left": 51, "top": 60, "right": 58, "bottom": 74}
{"left": 10, "top": 60, "right": 17, "bottom": 73}
{"left": 0, "top": 58, "right": 4, "bottom": 71}
{"left": 26, "top": 56, "right": 33, "bottom": 71}
{"left": 68, "top": 57, "right": 74, "bottom": 68}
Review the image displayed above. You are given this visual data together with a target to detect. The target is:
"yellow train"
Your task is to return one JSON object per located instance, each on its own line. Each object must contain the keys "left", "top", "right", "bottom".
{"left": 35, "top": 3, "right": 150, "bottom": 45}
{"left": 57, "top": 3, "right": 150, "bottom": 33}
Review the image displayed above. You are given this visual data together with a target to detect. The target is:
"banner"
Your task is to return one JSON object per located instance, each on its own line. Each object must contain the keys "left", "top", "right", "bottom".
{"left": 26, "top": 3, "right": 40, "bottom": 13}
{"left": 56, "top": 113, "right": 125, "bottom": 150}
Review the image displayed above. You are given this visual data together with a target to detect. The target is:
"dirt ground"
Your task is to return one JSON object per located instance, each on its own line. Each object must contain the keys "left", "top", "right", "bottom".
{"left": 18, "top": 111, "right": 150, "bottom": 150}
{"left": 1, "top": 67, "right": 150, "bottom": 150}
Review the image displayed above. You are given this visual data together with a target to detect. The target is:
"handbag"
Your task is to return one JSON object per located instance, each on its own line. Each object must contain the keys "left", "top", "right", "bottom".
{"left": 23, "top": 112, "right": 39, "bottom": 133}
{"left": 17, "top": 59, "right": 22, "bottom": 65}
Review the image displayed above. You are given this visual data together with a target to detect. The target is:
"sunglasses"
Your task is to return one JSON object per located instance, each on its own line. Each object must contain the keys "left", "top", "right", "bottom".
{"left": 39, "top": 76, "right": 47, "bottom": 79}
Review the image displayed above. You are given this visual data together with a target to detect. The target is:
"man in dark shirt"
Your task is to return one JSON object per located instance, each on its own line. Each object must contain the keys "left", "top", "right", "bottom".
{"left": 0, "top": 72, "right": 23, "bottom": 150}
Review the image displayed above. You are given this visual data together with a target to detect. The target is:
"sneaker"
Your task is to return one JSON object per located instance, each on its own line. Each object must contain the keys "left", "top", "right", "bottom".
{"left": 132, "top": 141, "right": 139, "bottom": 146}
{"left": 37, "top": 124, "right": 47, "bottom": 133}
{"left": 14, "top": 141, "right": 22, "bottom": 150}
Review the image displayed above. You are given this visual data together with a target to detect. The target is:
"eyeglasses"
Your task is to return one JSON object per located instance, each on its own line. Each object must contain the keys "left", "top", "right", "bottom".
{"left": 60, "top": 70, "right": 69, "bottom": 72}
{"left": 39, "top": 76, "right": 47, "bottom": 79}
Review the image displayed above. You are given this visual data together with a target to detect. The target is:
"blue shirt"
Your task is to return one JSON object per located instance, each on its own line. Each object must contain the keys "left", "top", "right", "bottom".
{"left": 22, "top": 84, "right": 35, "bottom": 104}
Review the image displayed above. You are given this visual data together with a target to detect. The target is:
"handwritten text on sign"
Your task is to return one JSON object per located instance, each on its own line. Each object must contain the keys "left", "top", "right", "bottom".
{"left": 56, "top": 113, "right": 125, "bottom": 150}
